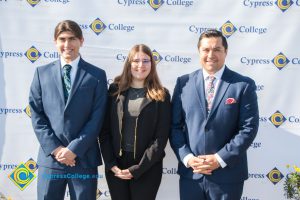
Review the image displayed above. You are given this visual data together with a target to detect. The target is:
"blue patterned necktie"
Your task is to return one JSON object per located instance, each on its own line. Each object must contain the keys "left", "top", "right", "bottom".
{"left": 206, "top": 75, "right": 216, "bottom": 113}
{"left": 63, "top": 64, "right": 72, "bottom": 102}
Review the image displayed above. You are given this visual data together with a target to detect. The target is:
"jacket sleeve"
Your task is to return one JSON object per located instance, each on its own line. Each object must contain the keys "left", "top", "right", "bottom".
{"left": 66, "top": 70, "right": 108, "bottom": 158}
{"left": 29, "top": 68, "right": 62, "bottom": 156}
{"left": 99, "top": 84, "right": 118, "bottom": 170}
{"left": 217, "top": 78, "right": 259, "bottom": 167}
{"left": 169, "top": 76, "right": 193, "bottom": 162}
{"left": 129, "top": 91, "right": 171, "bottom": 179}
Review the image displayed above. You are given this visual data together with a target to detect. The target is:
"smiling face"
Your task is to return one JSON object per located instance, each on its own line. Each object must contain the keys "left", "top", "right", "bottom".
{"left": 55, "top": 31, "right": 83, "bottom": 63}
{"left": 198, "top": 37, "right": 227, "bottom": 74}
{"left": 130, "top": 51, "right": 152, "bottom": 85}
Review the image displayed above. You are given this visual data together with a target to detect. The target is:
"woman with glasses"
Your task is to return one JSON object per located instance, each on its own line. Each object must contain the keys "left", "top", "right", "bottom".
{"left": 100, "top": 44, "right": 171, "bottom": 200}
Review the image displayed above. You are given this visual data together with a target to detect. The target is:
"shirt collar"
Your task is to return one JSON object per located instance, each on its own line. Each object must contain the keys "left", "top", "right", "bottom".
{"left": 202, "top": 65, "right": 225, "bottom": 81}
{"left": 60, "top": 56, "right": 80, "bottom": 69}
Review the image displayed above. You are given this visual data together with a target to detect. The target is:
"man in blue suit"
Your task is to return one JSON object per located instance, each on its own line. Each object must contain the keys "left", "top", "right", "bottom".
{"left": 29, "top": 20, "right": 107, "bottom": 200}
{"left": 170, "top": 29, "right": 259, "bottom": 200}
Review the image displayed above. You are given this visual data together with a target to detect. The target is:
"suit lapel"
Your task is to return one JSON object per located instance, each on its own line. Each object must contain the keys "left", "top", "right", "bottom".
{"left": 194, "top": 70, "right": 207, "bottom": 118}
{"left": 51, "top": 61, "right": 65, "bottom": 104}
{"left": 208, "top": 66, "right": 232, "bottom": 120}
{"left": 66, "top": 58, "right": 86, "bottom": 107}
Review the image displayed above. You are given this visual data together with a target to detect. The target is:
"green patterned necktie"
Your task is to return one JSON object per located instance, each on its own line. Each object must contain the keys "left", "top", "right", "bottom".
{"left": 63, "top": 64, "right": 72, "bottom": 102}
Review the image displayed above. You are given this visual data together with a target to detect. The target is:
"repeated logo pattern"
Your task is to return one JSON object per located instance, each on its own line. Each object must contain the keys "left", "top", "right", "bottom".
{"left": 269, "top": 110, "right": 287, "bottom": 128}
{"left": 152, "top": 49, "right": 163, "bottom": 64}
{"left": 26, "top": 0, "right": 41, "bottom": 7}
{"left": 147, "top": 0, "right": 164, "bottom": 11}
{"left": 24, "top": 105, "right": 31, "bottom": 118}
{"left": 90, "top": 18, "right": 106, "bottom": 35}
{"left": 266, "top": 167, "right": 284, "bottom": 185}
{"left": 8, "top": 158, "right": 38, "bottom": 191}
{"left": 24, "top": 46, "right": 42, "bottom": 63}
{"left": 275, "top": 0, "right": 294, "bottom": 12}
{"left": 272, "top": 52, "right": 290, "bottom": 70}
{"left": 220, "top": 20, "right": 237, "bottom": 38}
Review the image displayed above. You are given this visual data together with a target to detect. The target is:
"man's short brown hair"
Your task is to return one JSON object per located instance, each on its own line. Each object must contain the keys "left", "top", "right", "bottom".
{"left": 54, "top": 20, "right": 83, "bottom": 40}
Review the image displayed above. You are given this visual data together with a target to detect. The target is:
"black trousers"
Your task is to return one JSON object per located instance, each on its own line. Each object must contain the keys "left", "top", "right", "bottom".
{"left": 105, "top": 151, "right": 162, "bottom": 200}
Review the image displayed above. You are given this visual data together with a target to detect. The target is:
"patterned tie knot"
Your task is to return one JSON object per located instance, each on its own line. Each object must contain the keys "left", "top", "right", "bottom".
{"left": 207, "top": 75, "right": 215, "bottom": 83}
{"left": 63, "top": 64, "right": 72, "bottom": 75}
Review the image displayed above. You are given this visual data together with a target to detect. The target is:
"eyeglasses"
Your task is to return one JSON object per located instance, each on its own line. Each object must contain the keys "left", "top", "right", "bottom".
{"left": 132, "top": 59, "right": 151, "bottom": 65}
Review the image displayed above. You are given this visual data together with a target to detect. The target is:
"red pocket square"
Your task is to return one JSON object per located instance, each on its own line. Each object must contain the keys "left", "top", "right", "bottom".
{"left": 225, "top": 98, "right": 236, "bottom": 104}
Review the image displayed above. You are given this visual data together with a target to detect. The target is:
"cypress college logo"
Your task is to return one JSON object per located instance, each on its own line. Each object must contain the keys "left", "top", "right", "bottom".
{"left": 269, "top": 110, "right": 287, "bottom": 128}
{"left": 90, "top": 18, "right": 106, "bottom": 35}
{"left": 275, "top": 0, "right": 293, "bottom": 12}
{"left": 25, "top": 46, "right": 42, "bottom": 63}
{"left": 147, "top": 0, "right": 164, "bottom": 11}
{"left": 152, "top": 49, "right": 163, "bottom": 64}
{"left": 27, "top": 0, "right": 41, "bottom": 7}
{"left": 24, "top": 105, "right": 31, "bottom": 118}
{"left": 266, "top": 167, "right": 284, "bottom": 185}
{"left": 243, "top": 0, "right": 294, "bottom": 12}
{"left": 220, "top": 20, "right": 237, "bottom": 38}
{"left": 26, "top": 0, "right": 70, "bottom": 7}
{"left": 272, "top": 52, "right": 290, "bottom": 70}
{"left": 8, "top": 158, "right": 38, "bottom": 191}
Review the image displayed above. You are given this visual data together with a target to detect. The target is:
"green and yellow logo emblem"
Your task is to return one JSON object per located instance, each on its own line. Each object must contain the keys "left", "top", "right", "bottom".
{"left": 220, "top": 20, "right": 237, "bottom": 38}
{"left": 267, "top": 167, "right": 284, "bottom": 185}
{"left": 269, "top": 110, "right": 286, "bottom": 128}
{"left": 25, "top": 46, "right": 42, "bottom": 63}
{"left": 90, "top": 18, "right": 106, "bottom": 35}
{"left": 27, "top": 0, "right": 41, "bottom": 7}
{"left": 24, "top": 105, "right": 31, "bottom": 118}
{"left": 152, "top": 49, "right": 163, "bottom": 64}
{"left": 8, "top": 158, "right": 38, "bottom": 191}
{"left": 148, "top": 0, "right": 164, "bottom": 11}
{"left": 272, "top": 52, "right": 290, "bottom": 70}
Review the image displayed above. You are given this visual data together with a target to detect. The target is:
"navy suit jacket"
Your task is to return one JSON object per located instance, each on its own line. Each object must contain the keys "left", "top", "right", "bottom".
{"left": 29, "top": 58, "right": 107, "bottom": 169}
{"left": 170, "top": 66, "right": 259, "bottom": 183}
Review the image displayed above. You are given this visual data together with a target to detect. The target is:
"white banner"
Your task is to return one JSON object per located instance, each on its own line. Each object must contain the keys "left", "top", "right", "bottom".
{"left": 0, "top": 0, "right": 300, "bottom": 199}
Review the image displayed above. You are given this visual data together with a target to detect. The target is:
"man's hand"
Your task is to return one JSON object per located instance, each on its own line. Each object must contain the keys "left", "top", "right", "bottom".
{"left": 188, "top": 156, "right": 212, "bottom": 175}
{"left": 52, "top": 146, "right": 64, "bottom": 157}
{"left": 192, "top": 154, "right": 220, "bottom": 174}
{"left": 55, "top": 147, "right": 77, "bottom": 167}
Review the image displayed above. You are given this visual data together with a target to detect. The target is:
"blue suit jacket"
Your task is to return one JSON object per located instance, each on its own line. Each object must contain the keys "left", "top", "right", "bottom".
{"left": 29, "top": 58, "right": 107, "bottom": 169}
{"left": 170, "top": 66, "right": 259, "bottom": 183}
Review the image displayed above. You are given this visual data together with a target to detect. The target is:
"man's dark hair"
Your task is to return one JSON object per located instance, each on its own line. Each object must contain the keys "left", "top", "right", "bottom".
{"left": 197, "top": 29, "right": 228, "bottom": 50}
{"left": 54, "top": 20, "right": 83, "bottom": 40}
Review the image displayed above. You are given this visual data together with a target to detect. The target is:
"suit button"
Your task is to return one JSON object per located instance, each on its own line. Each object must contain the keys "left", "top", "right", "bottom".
{"left": 205, "top": 128, "right": 209, "bottom": 132}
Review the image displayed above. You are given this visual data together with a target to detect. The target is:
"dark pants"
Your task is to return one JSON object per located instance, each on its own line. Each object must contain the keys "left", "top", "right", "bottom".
{"left": 179, "top": 176, "right": 244, "bottom": 200}
{"left": 37, "top": 166, "right": 98, "bottom": 200}
{"left": 105, "top": 151, "right": 162, "bottom": 200}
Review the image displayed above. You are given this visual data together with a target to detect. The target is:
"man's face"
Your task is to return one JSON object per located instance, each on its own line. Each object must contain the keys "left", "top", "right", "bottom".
{"left": 55, "top": 31, "right": 83, "bottom": 63}
{"left": 198, "top": 37, "right": 227, "bottom": 74}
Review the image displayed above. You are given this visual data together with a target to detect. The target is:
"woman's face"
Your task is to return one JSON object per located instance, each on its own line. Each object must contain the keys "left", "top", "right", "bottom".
{"left": 130, "top": 51, "right": 152, "bottom": 83}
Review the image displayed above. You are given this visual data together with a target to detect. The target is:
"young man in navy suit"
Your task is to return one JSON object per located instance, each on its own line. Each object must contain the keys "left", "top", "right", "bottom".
{"left": 29, "top": 20, "right": 107, "bottom": 200}
{"left": 170, "top": 29, "right": 259, "bottom": 200}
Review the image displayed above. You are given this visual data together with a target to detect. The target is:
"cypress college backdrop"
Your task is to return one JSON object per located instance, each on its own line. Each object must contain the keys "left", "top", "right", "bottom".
{"left": 1, "top": 0, "right": 300, "bottom": 199}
